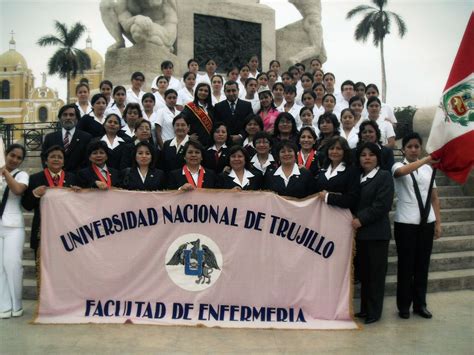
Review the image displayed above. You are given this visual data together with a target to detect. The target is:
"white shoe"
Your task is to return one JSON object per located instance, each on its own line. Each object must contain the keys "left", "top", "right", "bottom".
{"left": 0, "top": 310, "right": 11, "bottom": 319}
{"left": 12, "top": 309, "right": 23, "bottom": 317}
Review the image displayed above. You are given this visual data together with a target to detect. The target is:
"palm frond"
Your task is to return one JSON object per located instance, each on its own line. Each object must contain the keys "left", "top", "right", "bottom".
{"left": 346, "top": 5, "right": 376, "bottom": 19}
{"left": 372, "top": 11, "right": 390, "bottom": 46}
{"left": 66, "top": 22, "right": 87, "bottom": 47}
{"left": 73, "top": 49, "right": 92, "bottom": 71}
{"left": 54, "top": 21, "right": 69, "bottom": 42}
{"left": 37, "top": 35, "right": 64, "bottom": 47}
{"left": 372, "top": 0, "right": 388, "bottom": 10}
{"left": 354, "top": 11, "right": 377, "bottom": 43}
{"left": 47, "top": 50, "right": 69, "bottom": 78}
{"left": 388, "top": 11, "right": 407, "bottom": 37}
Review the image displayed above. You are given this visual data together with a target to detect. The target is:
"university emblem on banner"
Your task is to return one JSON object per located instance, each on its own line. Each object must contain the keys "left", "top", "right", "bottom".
{"left": 165, "top": 234, "right": 222, "bottom": 291}
{"left": 442, "top": 78, "right": 474, "bottom": 127}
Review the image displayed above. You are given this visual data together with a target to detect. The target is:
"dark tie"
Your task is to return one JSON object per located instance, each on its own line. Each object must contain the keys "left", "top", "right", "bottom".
{"left": 230, "top": 102, "right": 236, "bottom": 115}
{"left": 52, "top": 174, "right": 59, "bottom": 186}
{"left": 63, "top": 131, "right": 70, "bottom": 151}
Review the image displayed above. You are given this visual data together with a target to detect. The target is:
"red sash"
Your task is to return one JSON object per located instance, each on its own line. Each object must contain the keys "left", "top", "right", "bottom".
{"left": 185, "top": 102, "right": 213, "bottom": 135}
{"left": 44, "top": 169, "right": 65, "bottom": 187}
{"left": 92, "top": 164, "right": 112, "bottom": 188}
{"left": 183, "top": 166, "right": 204, "bottom": 188}
{"left": 298, "top": 150, "right": 316, "bottom": 170}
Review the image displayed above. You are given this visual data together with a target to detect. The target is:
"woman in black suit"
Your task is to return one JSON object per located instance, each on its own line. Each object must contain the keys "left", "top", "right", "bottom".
{"left": 355, "top": 120, "right": 395, "bottom": 171}
{"left": 241, "top": 114, "right": 263, "bottom": 158}
{"left": 160, "top": 114, "right": 190, "bottom": 173}
{"left": 97, "top": 113, "right": 130, "bottom": 170}
{"left": 120, "top": 119, "right": 158, "bottom": 170}
{"left": 217, "top": 146, "right": 262, "bottom": 190}
{"left": 297, "top": 127, "right": 319, "bottom": 176}
{"left": 77, "top": 141, "right": 120, "bottom": 189}
{"left": 315, "top": 112, "right": 340, "bottom": 168}
{"left": 167, "top": 140, "right": 216, "bottom": 190}
{"left": 77, "top": 93, "right": 107, "bottom": 138}
{"left": 264, "top": 140, "right": 314, "bottom": 199}
{"left": 314, "top": 136, "right": 360, "bottom": 213}
{"left": 121, "top": 141, "right": 166, "bottom": 191}
{"left": 271, "top": 112, "right": 298, "bottom": 156}
{"left": 352, "top": 142, "right": 394, "bottom": 324}
{"left": 22, "top": 145, "right": 77, "bottom": 256}
{"left": 202, "top": 122, "right": 231, "bottom": 174}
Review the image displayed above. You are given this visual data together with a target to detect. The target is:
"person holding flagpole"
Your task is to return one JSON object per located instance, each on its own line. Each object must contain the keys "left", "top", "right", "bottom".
{"left": 392, "top": 132, "right": 441, "bottom": 319}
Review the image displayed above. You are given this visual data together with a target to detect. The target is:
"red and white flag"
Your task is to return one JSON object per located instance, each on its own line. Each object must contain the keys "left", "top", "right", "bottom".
{"left": 426, "top": 13, "right": 474, "bottom": 184}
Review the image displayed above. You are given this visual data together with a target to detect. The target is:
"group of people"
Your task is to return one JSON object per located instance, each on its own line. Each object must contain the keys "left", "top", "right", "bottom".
{"left": 0, "top": 56, "right": 441, "bottom": 327}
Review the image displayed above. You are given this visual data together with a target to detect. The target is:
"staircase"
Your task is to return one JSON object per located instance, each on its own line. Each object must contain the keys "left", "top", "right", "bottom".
{"left": 20, "top": 158, "right": 474, "bottom": 300}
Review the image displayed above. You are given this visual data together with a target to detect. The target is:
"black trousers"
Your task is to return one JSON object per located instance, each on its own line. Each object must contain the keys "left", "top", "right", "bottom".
{"left": 394, "top": 222, "right": 434, "bottom": 312}
{"left": 357, "top": 239, "right": 389, "bottom": 319}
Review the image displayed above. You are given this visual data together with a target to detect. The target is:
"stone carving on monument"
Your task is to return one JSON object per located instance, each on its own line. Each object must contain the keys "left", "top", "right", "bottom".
{"left": 100, "top": 0, "right": 179, "bottom": 88}
{"left": 276, "top": 0, "right": 327, "bottom": 69}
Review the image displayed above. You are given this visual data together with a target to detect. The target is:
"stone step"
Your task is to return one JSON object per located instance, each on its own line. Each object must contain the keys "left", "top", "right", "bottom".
{"left": 390, "top": 221, "right": 474, "bottom": 237}
{"left": 354, "top": 268, "right": 474, "bottom": 297}
{"left": 386, "top": 251, "right": 474, "bottom": 276}
{"left": 436, "top": 186, "right": 465, "bottom": 197}
{"left": 435, "top": 175, "right": 461, "bottom": 187}
{"left": 390, "top": 208, "right": 474, "bottom": 223}
{"left": 439, "top": 196, "right": 474, "bottom": 209}
{"left": 387, "top": 235, "right": 474, "bottom": 256}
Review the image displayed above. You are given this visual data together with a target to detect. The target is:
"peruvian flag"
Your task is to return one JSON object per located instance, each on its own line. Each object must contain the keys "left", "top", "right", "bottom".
{"left": 426, "top": 13, "right": 474, "bottom": 184}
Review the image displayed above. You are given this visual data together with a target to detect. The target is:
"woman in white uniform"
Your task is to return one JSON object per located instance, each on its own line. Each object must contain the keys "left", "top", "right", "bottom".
{"left": 0, "top": 144, "right": 29, "bottom": 319}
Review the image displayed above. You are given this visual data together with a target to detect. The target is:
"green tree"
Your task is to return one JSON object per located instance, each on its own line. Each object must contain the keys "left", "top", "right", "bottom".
{"left": 37, "top": 21, "right": 91, "bottom": 104}
{"left": 346, "top": 0, "right": 407, "bottom": 102}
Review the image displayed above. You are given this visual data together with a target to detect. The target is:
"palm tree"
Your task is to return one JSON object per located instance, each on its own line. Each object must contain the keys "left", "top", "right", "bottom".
{"left": 346, "top": 0, "right": 407, "bottom": 102}
{"left": 37, "top": 21, "right": 91, "bottom": 104}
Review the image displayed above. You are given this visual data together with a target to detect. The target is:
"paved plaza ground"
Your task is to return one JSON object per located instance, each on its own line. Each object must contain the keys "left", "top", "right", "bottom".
{"left": 1, "top": 290, "right": 472, "bottom": 354}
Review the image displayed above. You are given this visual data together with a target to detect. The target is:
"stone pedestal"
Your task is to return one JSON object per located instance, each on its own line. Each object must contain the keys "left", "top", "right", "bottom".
{"left": 104, "top": 44, "right": 179, "bottom": 90}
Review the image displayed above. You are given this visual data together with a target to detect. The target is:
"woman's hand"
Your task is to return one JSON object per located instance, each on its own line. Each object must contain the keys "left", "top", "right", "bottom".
{"left": 70, "top": 185, "right": 82, "bottom": 192}
{"left": 179, "top": 183, "right": 195, "bottom": 192}
{"left": 95, "top": 181, "right": 109, "bottom": 190}
{"left": 434, "top": 222, "right": 442, "bottom": 239}
{"left": 352, "top": 218, "right": 362, "bottom": 230}
{"left": 33, "top": 185, "right": 47, "bottom": 198}
{"left": 231, "top": 186, "right": 242, "bottom": 191}
{"left": 318, "top": 190, "right": 328, "bottom": 200}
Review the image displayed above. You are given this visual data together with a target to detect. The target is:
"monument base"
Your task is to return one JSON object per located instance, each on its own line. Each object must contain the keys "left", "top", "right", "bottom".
{"left": 104, "top": 44, "right": 179, "bottom": 90}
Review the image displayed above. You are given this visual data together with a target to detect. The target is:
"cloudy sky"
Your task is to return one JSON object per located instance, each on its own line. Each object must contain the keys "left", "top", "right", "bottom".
{"left": 0, "top": 0, "right": 472, "bottom": 108}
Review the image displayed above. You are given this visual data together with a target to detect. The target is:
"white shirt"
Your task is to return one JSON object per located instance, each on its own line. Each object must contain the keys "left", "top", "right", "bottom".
{"left": 90, "top": 112, "right": 105, "bottom": 126}
{"left": 196, "top": 72, "right": 213, "bottom": 86}
{"left": 251, "top": 154, "right": 275, "bottom": 174}
{"left": 341, "top": 127, "right": 359, "bottom": 149}
{"left": 126, "top": 88, "right": 145, "bottom": 108}
{"left": 392, "top": 159, "right": 437, "bottom": 224}
{"left": 62, "top": 127, "right": 76, "bottom": 141}
{"left": 313, "top": 105, "right": 325, "bottom": 121}
{"left": 151, "top": 75, "right": 182, "bottom": 91}
{"left": 121, "top": 125, "right": 135, "bottom": 138}
{"left": 212, "top": 93, "right": 226, "bottom": 106}
{"left": 324, "top": 162, "right": 346, "bottom": 180}
{"left": 156, "top": 106, "right": 181, "bottom": 142}
{"left": 363, "top": 103, "right": 397, "bottom": 123}
{"left": 177, "top": 87, "right": 194, "bottom": 106}
{"left": 375, "top": 118, "right": 396, "bottom": 145}
{"left": 274, "top": 163, "right": 300, "bottom": 187}
{"left": 181, "top": 165, "right": 202, "bottom": 185}
{"left": 360, "top": 166, "right": 379, "bottom": 183}
{"left": 0, "top": 169, "right": 29, "bottom": 228}
{"left": 75, "top": 102, "right": 92, "bottom": 117}
{"left": 241, "top": 96, "right": 260, "bottom": 114}
{"left": 137, "top": 168, "right": 147, "bottom": 183}
{"left": 153, "top": 92, "right": 167, "bottom": 112}
{"left": 170, "top": 135, "right": 189, "bottom": 151}
{"left": 100, "top": 135, "right": 124, "bottom": 150}
{"left": 104, "top": 104, "right": 126, "bottom": 126}
{"left": 228, "top": 169, "right": 254, "bottom": 188}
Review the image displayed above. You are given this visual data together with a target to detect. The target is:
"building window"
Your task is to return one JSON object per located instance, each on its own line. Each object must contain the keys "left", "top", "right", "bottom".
{"left": 1, "top": 80, "right": 10, "bottom": 99}
{"left": 38, "top": 106, "right": 48, "bottom": 122}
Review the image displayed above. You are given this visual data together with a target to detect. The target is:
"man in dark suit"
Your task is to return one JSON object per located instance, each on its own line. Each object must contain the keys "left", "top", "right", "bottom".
{"left": 42, "top": 104, "right": 92, "bottom": 172}
{"left": 214, "top": 80, "right": 253, "bottom": 143}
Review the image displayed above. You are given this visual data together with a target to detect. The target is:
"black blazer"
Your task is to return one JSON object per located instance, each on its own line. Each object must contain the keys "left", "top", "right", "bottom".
{"left": 202, "top": 146, "right": 229, "bottom": 174}
{"left": 42, "top": 129, "right": 92, "bottom": 172}
{"left": 314, "top": 164, "right": 360, "bottom": 213}
{"left": 21, "top": 170, "right": 77, "bottom": 251}
{"left": 160, "top": 139, "right": 186, "bottom": 172}
{"left": 77, "top": 165, "right": 120, "bottom": 188}
{"left": 167, "top": 167, "right": 216, "bottom": 190}
{"left": 217, "top": 169, "right": 263, "bottom": 190}
{"left": 264, "top": 166, "right": 314, "bottom": 199}
{"left": 77, "top": 114, "right": 106, "bottom": 138}
{"left": 120, "top": 167, "right": 166, "bottom": 191}
{"left": 214, "top": 99, "right": 254, "bottom": 136}
{"left": 92, "top": 136, "right": 131, "bottom": 170}
{"left": 298, "top": 150, "right": 319, "bottom": 177}
{"left": 355, "top": 169, "right": 394, "bottom": 241}
{"left": 181, "top": 105, "right": 215, "bottom": 147}
{"left": 119, "top": 141, "right": 159, "bottom": 170}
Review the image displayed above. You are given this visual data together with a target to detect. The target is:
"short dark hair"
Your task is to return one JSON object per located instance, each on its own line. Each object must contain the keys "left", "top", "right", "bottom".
{"left": 131, "top": 71, "right": 145, "bottom": 81}
{"left": 164, "top": 89, "right": 178, "bottom": 98}
{"left": 5, "top": 143, "right": 26, "bottom": 161}
{"left": 75, "top": 82, "right": 89, "bottom": 94}
{"left": 44, "top": 145, "right": 65, "bottom": 160}
{"left": 227, "top": 145, "right": 251, "bottom": 170}
{"left": 402, "top": 132, "right": 423, "bottom": 149}
{"left": 224, "top": 80, "right": 239, "bottom": 90}
{"left": 298, "top": 127, "right": 317, "bottom": 148}
{"left": 324, "top": 136, "right": 352, "bottom": 167}
{"left": 358, "top": 120, "right": 382, "bottom": 145}
{"left": 86, "top": 140, "right": 108, "bottom": 158}
{"left": 187, "top": 58, "right": 199, "bottom": 67}
{"left": 91, "top": 93, "right": 107, "bottom": 106}
{"left": 244, "top": 114, "right": 264, "bottom": 132}
{"left": 58, "top": 104, "right": 81, "bottom": 121}
{"left": 366, "top": 96, "right": 382, "bottom": 107}
{"left": 365, "top": 83, "right": 379, "bottom": 94}
{"left": 99, "top": 80, "right": 113, "bottom": 90}
{"left": 209, "top": 122, "right": 231, "bottom": 147}
{"left": 349, "top": 95, "right": 365, "bottom": 106}
{"left": 183, "top": 140, "right": 205, "bottom": 157}
{"left": 161, "top": 60, "right": 174, "bottom": 70}
{"left": 317, "top": 112, "right": 340, "bottom": 138}
{"left": 123, "top": 103, "right": 143, "bottom": 119}
{"left": 142, "top": 92, "right": 156, "bottom": 103}
{"left": 283, "top": 85, "right": 297, "bottom": 94}
{"left": 356, "top": 141, "right": 382, "bottom": 168}
{"left": 244, "top": 78, "right": 257, "bottom": 88}
{"left": 276, "top": 140, "right": 299, "bottom": 161}
{"left": 183, "top": 71, "right": 196, "bottom": 81}
{"left": 253, "top": 131, "right": 273, "bottom": 147}
{"left": 172, "top": 113, "right": 189, "bottom": 126}
{"left": 340, "top": 80, "right": 355, "bottom": 92}
{"left": 112, "top": 85, "right": 126, "bottom": 96}
{"left": 273, "top": 112, "right": 298, "bottom": 138}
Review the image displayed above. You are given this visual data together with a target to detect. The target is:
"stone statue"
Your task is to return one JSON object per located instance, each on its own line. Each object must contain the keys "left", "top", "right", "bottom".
{"left": 100, "top": 0, "right": 178, "bottom": 52}
{"left": 287, "top": 0, "right": 326, "bottom": 64}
